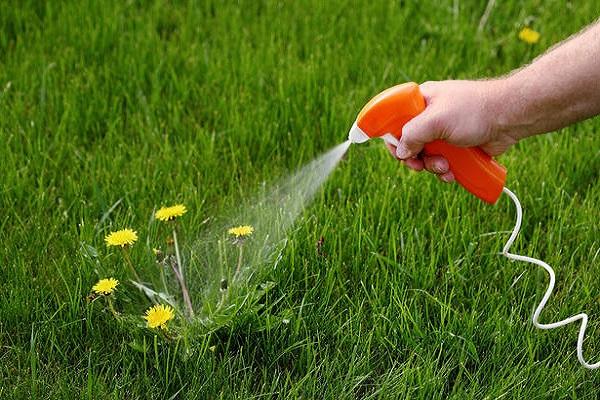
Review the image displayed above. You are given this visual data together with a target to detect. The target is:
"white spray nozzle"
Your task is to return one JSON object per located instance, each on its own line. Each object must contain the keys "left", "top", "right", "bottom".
{"left": 348, "top": 122, "right": 401, "bottom": 147}
{"left": 348, "top": 122, "right": 370, "bottom": 144}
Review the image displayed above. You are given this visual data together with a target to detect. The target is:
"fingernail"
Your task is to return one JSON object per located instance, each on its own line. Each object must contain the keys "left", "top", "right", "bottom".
{"left": 433, "top": 159, "right": 449, "bottom": 174}
{"left": 440, "top": 172, "right": 455, "bottom": 183}
{"left": 396, "top": 144, "right": 411, "bottom": 159}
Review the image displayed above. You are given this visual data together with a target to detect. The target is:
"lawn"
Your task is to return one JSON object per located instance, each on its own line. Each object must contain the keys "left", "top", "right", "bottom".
{"left": 1, "top": 0, "right": 600, "bottom": 398}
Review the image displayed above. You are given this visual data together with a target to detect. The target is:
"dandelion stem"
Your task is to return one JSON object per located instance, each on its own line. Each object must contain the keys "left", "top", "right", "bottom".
{"left": 218, "top": 291, "right": 226, "bottom": 309}
{"left": 235, "top": 244, "right": 244, "bottom": 278}
{"left": 106, "top": 296, "right": 119, "bottom": 318}
{"left": 121, "top": 247, "right": 141, "bottom": 282}
{"left": 172, "top": 228, "right": 184, "bottom": 280}
{"left": 217, "top": 278, "right": 228, "bottom": 309}
{"left": 172, "top": 228, "right": 194, "bottom": 318}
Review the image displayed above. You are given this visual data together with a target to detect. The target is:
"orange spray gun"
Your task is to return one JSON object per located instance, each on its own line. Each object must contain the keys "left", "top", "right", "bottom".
{"left": 348, "top": 82, "right": 507, "bottom": 204}
{"left": 347, "top": 82, "right": 599, "bottom": 369}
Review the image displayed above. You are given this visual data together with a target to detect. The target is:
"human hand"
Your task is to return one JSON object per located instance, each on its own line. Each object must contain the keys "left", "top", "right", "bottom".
{"left": 388, "top": 80, "right": 520, "bottom": 182}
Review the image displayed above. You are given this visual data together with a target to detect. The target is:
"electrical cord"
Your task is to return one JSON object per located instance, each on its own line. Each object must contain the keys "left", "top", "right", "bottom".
{"left": 502, "top": 187, "right": 599, "bottom": 369}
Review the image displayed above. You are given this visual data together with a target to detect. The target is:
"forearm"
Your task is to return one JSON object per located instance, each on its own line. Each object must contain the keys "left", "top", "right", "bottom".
{"left": 395, "top": 21, "right": 600, "bottom": 170}
{"left": 493, "top": 20, "right": 600, "bottom": 139}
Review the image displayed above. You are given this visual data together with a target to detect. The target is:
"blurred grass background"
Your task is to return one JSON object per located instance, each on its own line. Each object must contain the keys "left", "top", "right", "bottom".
{"left": 1, "top": 0, "right": 599, "bottom": 398}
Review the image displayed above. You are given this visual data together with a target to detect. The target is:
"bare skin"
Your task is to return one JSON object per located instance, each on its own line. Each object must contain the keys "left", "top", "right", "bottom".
{"left": 389, "top": 21, "right": 600, "bottom": 183}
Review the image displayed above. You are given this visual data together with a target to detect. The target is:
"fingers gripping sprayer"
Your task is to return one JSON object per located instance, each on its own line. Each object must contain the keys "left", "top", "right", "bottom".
{"left": 349, "top": 82, "right": 599, "bottom": 369}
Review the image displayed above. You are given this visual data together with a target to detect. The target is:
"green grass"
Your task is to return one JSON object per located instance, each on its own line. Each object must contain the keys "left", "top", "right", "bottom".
{"left": 1, "top": 0, "right": 600, "bottom": 398}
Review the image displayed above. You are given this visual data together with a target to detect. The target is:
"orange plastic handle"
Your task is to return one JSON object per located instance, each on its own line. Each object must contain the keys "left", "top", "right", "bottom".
{"left": 356, "top": 82, "right": 507, "bottom": 204}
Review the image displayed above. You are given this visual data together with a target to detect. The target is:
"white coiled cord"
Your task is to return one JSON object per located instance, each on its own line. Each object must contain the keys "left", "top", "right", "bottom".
{"left": 502, "top": 187, "right": 599, "bottom": 369}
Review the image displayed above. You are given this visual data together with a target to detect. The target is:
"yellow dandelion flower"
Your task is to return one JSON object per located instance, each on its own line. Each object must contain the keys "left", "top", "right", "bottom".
{"left": 228, "top": 225, "right": 254, "bottom": 238}
{"left": 519, "top": 27, "right": 540, "bottom": 44}
{"left": 155, "top": 204, "right": 187, "bottom": 222}
{"left": 143, "top": 304, "right": 175, "bottom": 329}
{"left": 105, "top": 228, "right": 138, "bottom": 247}
{"left": 92, "top": 278, "right": 119, "bottom": 295}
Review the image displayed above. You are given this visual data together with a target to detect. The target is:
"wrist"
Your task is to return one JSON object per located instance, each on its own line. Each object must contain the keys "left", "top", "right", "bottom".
{"left": 485, "top": 76, "right": 534, "bottom": 142}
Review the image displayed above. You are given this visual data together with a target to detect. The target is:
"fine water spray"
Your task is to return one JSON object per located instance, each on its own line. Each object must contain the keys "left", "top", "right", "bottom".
{"left": 347, "top": 82, "right": 598, "bottom": 369}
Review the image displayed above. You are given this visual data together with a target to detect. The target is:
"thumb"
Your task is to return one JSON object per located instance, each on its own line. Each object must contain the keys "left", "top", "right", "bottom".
{"left": 396, "top": 110, "right": 443, "bottom": 159}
